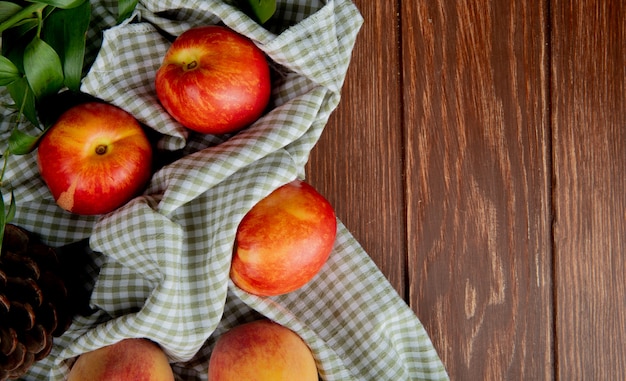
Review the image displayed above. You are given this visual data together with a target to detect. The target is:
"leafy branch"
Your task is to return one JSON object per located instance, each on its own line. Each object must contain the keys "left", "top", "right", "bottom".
{"left": 0, "top": 0, "right": 140, "bottom": 251}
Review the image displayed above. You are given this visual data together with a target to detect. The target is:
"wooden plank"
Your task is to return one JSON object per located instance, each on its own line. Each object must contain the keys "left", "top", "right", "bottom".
{"left": 306, "top": 1, "right": 407, "bottom": 296}
{"left": 551, "top": 0, "right": 626, "bottom": 379}
{"left": 401, "top": 1, "right": 554, "bottom": 379}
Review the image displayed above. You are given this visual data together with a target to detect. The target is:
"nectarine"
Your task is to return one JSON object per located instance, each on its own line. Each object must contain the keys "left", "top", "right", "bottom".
{"left": 37, "top": 102, "right": 153, "bottom": 215}
{"left": 231, "top": 179, "right": 337, "bottom": 296}
{"left": 155, "top": 25, "right": 271, "bottom": 134}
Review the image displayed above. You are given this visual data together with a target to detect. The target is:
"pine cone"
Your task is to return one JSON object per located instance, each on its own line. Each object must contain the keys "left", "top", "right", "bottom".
{"left": 0, "top": 224, "right": 73, "bottom": 380}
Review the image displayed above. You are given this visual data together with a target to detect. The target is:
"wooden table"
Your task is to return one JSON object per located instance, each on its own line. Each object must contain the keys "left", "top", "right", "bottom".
{"left": 306, "top": 1, "right": 625, "bottom": 379}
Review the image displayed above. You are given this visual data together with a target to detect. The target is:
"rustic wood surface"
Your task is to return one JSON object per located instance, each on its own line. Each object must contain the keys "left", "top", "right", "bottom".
{"left": 306, "top": 1, "right": 625, "bottom": 380}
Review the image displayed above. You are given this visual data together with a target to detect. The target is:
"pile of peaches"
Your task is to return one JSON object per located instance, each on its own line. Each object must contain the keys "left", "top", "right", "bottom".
{"left": 39, "top": 26, "right": 335, "bottom": 380}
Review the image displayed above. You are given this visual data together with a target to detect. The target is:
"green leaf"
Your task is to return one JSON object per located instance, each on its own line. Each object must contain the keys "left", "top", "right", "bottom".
{"left": 0, "top": 55, "right": 20, "bottom": 86}
{"left": 117, "top": 0, "right": 137, "bottom": 23}
{"left": 43, "top": 1, "right": 91, "bottom": 91}
{"left": 63, "top": 1, "right": 90, "bottom": 90}
{"left": 23, "top": 36, "right": 64, "bottom": 100}
{"left": 244, "top": 0, "right": 276, "bottom": 24}
{"left": 0, "top": 2, "right": 45, "bottom": 34}
{"left": 8, "top": 128, "right": 42, "bottom": 154}
{"left": 7, "top": 77, "right": 39, "bottom": 126}
{"left": 0, "top": 1, "right": 22, "bottom": 24}
{"left": 5, "top": 17, "right": 38, "bottom": 37}
{"left": 25, "top": 0, "right": 86, "bottom": 9}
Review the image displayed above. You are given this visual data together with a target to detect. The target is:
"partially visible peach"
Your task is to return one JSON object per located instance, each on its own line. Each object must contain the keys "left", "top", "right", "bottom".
{"left": 67, "top": 338, "right": 174, "bottom": 381}
{"left": 208, "top": 320, "right": 318, "bottom": 381}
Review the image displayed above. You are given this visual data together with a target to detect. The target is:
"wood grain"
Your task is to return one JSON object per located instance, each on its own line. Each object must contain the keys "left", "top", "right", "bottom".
{"left": 306, "top": 0, "right": 625, "bottom": 379}
{"left": 401, "top": 1, "right": 553, "bottom": 379}
{"left": 306, "top": 1, "right": 407, "bottom": 297}
{"left": 551, "top": 0, "right": 626, "bottom": 379}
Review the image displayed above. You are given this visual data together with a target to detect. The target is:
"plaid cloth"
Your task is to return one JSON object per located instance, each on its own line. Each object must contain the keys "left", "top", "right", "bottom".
{"left": 1, "top": 0, "right": 448, "bottom": 379}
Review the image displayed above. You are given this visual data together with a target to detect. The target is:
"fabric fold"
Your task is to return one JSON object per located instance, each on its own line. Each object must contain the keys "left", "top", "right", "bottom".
{"left": 0, "top": 0, "right": 449, "bottom": 379}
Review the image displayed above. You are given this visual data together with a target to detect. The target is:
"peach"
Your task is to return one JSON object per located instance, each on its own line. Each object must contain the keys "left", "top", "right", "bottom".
{"left": 155, "top": 25, "right": 271, "bottom": 134}
{"left": 208, "top": 320, "right": 318, "bottom": 381}
{"left": 37, "top": 102, "right": 153, "bottom": 215}
{"left": 231, "top": 179, "right": 337, "bottom": 296}
{"left": 67, "top": 338, "right": 174, "bottom": 381}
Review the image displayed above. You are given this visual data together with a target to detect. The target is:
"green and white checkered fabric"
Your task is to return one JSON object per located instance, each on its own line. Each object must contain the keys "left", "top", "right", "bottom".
{"left": 1, "top": 0, "right": 448, "bottom": 379}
